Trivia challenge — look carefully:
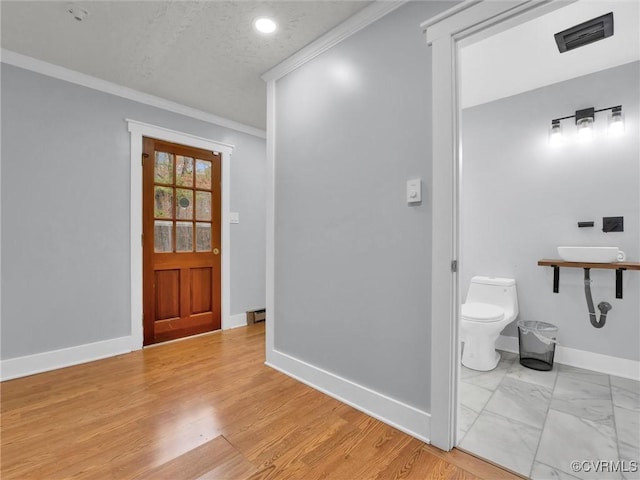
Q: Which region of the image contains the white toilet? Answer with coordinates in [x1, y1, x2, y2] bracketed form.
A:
[460, 276, 519, 371]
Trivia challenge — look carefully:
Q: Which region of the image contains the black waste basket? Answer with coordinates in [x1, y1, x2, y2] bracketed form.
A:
[517, 320, 558, 371]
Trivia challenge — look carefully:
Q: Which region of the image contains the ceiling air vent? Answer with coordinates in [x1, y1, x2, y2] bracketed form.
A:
[554, 12, 613, 53]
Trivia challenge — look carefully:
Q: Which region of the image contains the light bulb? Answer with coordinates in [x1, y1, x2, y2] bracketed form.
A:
[549, 121, 563, 146]
[577, 117, 594, 142]
[608, 108, 625, 136]
[549, 120, 562, 146]
[254, 17, 277, 34]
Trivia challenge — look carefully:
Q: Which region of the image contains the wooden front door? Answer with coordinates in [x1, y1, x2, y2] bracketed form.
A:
[142, 137, 221, 345]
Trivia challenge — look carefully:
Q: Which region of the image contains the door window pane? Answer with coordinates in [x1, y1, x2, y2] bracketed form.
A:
[175, 189, 193, 220]
[154, 152, 174, 184]
[195, 159, 212, 189]
[195, 191, 211, 221]
[154, 186, 173, 218]
[176, 222, 193, 252]
[176, 156, 194, 187]
[154, 221, 173, 252]
[196, 223, 211, 252]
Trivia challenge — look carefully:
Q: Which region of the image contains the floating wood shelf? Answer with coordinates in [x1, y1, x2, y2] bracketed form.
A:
[538, 259, 640, 299]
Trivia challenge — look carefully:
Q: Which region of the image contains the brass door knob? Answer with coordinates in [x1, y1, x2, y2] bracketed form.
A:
[213, 248, 220, 255]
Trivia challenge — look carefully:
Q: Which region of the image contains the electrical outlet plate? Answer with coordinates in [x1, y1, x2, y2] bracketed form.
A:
[230, 212, 240, 224]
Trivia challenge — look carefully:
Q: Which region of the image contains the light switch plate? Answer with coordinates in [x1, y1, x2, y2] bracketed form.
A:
[230, 212, 240, 224]
[406, 179, 421, 204]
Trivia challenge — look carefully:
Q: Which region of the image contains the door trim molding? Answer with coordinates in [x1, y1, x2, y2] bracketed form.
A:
[127, 119, 234, 350]
[422, 0, 577, 451]
[265, 80, 276, 364]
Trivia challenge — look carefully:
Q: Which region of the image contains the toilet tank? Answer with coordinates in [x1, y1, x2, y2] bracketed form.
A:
[466, 276, 518, 314]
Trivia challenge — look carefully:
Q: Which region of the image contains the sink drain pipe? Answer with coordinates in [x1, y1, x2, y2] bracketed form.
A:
[584, 268, 612, 328]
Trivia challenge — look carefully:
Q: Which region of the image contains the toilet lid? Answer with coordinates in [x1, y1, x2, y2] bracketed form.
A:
[462, 302, 505, 323]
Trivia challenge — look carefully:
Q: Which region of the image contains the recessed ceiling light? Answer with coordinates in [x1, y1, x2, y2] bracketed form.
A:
[254, 17, 277, 34]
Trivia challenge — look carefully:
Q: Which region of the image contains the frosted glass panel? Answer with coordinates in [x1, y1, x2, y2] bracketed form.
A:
[196, 223, 211, 252]
[176, 222, 193, 252]
[196, 191, 211, 221]
[154, 186, 173, 218]
[176, 189, 193, 220]
[154, 221, 172, 252]
[154, 152, 173, 184]
[195, 159, 212, 189]
[176, 156, 194, 187]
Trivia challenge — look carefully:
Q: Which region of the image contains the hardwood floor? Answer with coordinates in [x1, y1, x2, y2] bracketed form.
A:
[1, 324, 522, 479]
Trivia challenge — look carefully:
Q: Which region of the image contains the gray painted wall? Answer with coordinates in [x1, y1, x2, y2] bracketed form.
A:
[1, 64, 266, 359]
[273, 1, 452, 412]
[461, 61, 640, 361]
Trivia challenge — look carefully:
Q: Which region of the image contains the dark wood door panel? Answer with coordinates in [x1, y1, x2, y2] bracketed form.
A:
[155, 270, 180, 320]
[191, 268, 212, 314]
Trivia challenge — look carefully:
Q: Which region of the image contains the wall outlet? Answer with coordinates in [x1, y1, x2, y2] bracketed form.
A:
[230, 212, 240, 224]
[603, 216, 623, 232]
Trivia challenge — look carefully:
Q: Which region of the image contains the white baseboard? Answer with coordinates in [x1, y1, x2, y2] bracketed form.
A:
[496, 335, 640, 380]
[1, 314, 248, 381]
[224, 313, 248, 330]
[0, 336, 133, 381]
[266, 349, 431, 443]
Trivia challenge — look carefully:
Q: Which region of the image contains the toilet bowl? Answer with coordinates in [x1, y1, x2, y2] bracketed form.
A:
[460, 276, 519, 371]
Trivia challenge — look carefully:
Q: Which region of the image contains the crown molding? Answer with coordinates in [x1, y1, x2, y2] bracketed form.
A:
[419, 0, 481, 32]
[261, 0, 408, 82]
[0, 49, 266, 139]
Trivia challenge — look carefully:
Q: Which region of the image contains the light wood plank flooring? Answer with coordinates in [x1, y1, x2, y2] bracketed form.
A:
[1, 324, 522, 479]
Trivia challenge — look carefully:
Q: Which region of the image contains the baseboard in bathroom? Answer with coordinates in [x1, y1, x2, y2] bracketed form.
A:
[496, 335, 639, 380]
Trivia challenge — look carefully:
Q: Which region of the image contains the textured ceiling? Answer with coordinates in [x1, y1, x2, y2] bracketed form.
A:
[1, 1, 371, 130]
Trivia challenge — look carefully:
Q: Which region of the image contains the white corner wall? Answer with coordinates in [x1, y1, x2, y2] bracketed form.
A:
[266, 1, 455, 442]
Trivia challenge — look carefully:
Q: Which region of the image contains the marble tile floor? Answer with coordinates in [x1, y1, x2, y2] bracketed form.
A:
[458, 351, 640, 479]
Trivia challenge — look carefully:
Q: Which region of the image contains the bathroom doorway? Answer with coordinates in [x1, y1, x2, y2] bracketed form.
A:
[454, 1, 640, 477]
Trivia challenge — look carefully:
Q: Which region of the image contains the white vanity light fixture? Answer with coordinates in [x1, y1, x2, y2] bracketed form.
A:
[254, 17, 277, 34]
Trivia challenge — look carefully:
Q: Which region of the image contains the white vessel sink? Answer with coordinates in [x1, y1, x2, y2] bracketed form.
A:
[557, 246, 621, 263]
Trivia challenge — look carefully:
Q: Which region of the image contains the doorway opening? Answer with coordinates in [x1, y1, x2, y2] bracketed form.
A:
[127, 120, 234, 349]
[142, 137, 222, 345]
[453, 2, 640, 477]
[423, 0, 639, 461]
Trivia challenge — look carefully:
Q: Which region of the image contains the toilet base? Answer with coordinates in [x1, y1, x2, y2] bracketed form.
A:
[462, 348, 500, 372]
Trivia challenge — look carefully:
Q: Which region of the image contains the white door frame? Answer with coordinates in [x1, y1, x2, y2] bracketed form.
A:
[422, 0, 577, 451]
[127, 119, 235, 349]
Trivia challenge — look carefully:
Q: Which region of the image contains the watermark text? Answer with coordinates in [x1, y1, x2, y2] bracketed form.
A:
[571, 460, 638, 474]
